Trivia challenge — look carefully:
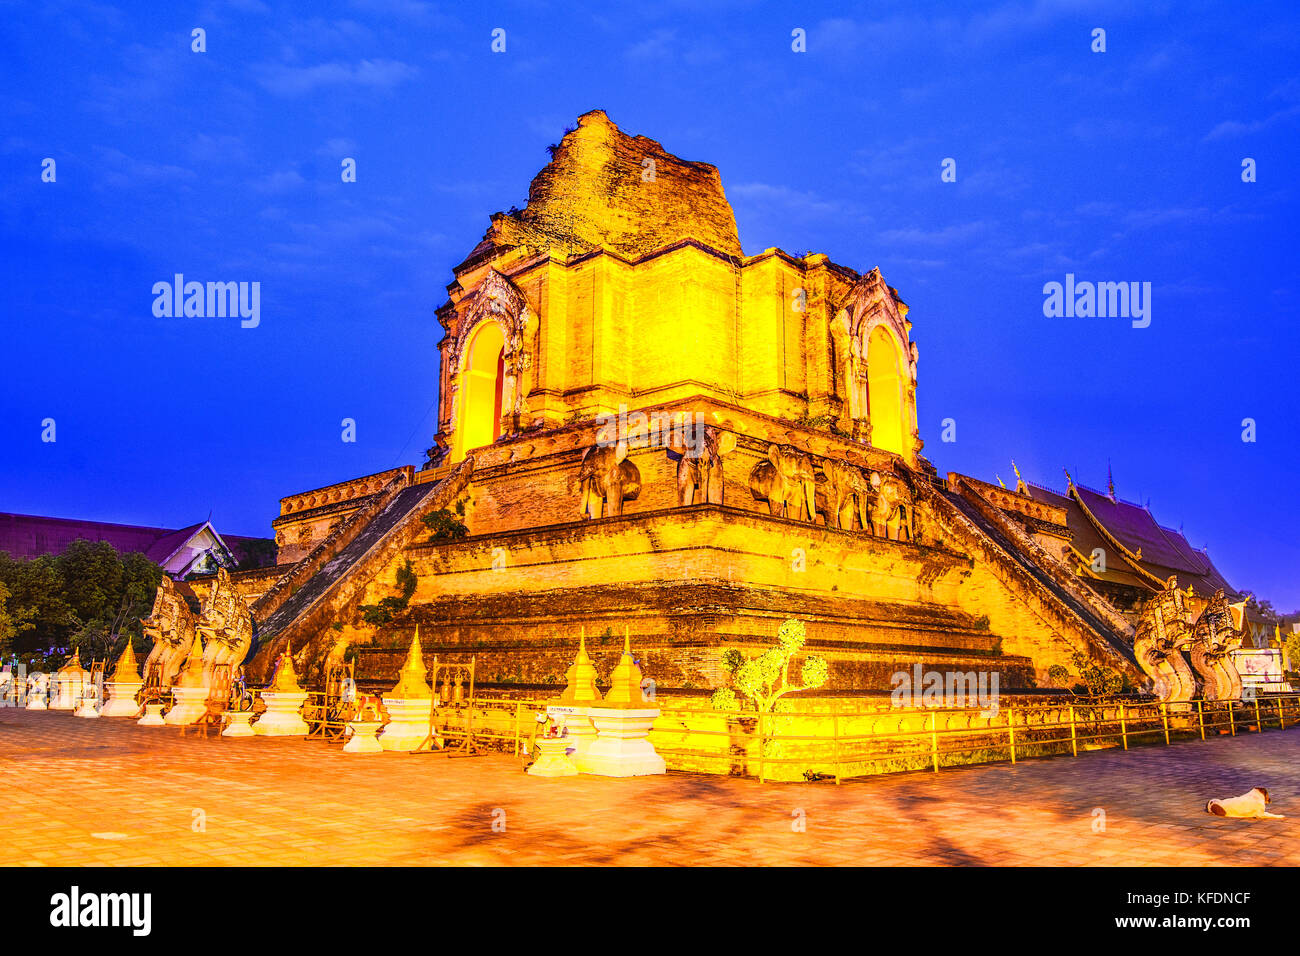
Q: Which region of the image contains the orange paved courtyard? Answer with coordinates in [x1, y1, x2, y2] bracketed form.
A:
[1, 709, 1296, 867]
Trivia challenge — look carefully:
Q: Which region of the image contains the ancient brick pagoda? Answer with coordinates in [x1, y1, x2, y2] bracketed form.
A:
[223, 110, 1175, 696]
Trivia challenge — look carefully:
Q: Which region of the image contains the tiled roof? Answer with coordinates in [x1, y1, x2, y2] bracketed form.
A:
[0, 512, 274, 572]
[1021, 483, 1239, 598]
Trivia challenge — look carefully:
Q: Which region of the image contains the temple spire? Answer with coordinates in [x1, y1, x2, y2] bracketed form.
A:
[1106, 459, 1116, 502]
[1011, 459, 1026, 495]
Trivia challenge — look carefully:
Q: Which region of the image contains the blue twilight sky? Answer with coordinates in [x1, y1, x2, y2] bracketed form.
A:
[1, 1, 1297, 608]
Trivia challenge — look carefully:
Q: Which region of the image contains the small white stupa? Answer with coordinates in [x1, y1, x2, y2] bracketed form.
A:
[101, 639, 144, 717]
[253, 643, 309, 736]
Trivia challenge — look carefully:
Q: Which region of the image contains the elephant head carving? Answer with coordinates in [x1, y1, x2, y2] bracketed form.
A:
[669, 425, 736, 506]
[870, 474, 913, 540]
[577, 441, 642, 520]
[749, 444, 817, 522]
[816, 458, 876, 530]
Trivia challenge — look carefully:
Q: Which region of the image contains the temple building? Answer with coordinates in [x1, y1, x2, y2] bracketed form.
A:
[223, 110, 1269, 700]
[0, 512, 274, 578]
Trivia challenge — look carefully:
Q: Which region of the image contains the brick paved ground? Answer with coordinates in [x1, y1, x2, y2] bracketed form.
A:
[1, 709, 1296, 866]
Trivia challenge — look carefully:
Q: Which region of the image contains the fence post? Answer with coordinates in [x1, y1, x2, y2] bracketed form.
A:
[1160, 702, 1170, 746]
[1197, 699, 1206, 741]
[1253, 697, 1262, 732]
[1119, 703, 1128, 750]
[1280, 697, 1287, 732]
[930, 711, 939, 773]
[512, 702, 522, 757]
[832, 709, 841, 785]
[1069, 704, 1078, 757]
[1007, 706, 1016, 764]
[1227, 701, 1236, 737]
[758, 712, 766, 784]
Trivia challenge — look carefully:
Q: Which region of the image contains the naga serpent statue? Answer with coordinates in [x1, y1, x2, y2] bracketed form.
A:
[197, 567, 256, 684]
[1189, 589, 1245, 701]
[1133, 576, 1197, 703]
[140, 575, 199, 690]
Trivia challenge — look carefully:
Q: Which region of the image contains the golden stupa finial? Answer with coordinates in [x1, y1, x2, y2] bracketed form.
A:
[389, 627, 431, 699]
[270, 641, 302, 693]
[1011, 460, 1027, 495]
[177, 634, 206, 688]
[602, 624, 647, 708]
[109, 637, 141, 683]
[996, 474, 1006, 489]
[558, 625, 602, 705]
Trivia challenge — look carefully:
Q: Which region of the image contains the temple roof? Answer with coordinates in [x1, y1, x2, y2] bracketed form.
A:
[460, 110, 742, 269]
[0, 512, 274, 573]
[1023, 481, 1238, 597]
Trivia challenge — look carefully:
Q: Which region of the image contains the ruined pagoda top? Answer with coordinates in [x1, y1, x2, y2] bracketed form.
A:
[456, 109, 743, 271]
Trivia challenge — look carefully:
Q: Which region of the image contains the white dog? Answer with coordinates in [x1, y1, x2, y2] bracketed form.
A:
[1206, 787, 1285, 819]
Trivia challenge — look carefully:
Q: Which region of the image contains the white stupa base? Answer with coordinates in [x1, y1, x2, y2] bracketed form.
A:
[378, 698, 433, 752]
[342, 720, 384, 754]
[49, 686, 82, 711]
[222, 711, 256, 737]
[101, 682, 143, 717]
[253, 691, 309, 736]
[137, 703, 167, 726]
[73, 696, 101, 718]
[527, 735, 579, 776]
[549, 707, 598, 757]
[164, 686, 210, 726]
[26, 696, 47, 711]
[578, 707, 666, 777]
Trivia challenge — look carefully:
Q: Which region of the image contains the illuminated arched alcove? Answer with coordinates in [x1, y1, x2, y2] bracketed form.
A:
[867, 325, 908, 458]
[453, 321, 506, 462]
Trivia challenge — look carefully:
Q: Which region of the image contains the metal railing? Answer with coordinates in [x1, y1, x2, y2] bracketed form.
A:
[459, 692, 1300, 783]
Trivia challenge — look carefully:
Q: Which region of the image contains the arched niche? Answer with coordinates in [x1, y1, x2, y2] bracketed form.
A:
[867, 324, 908, 458]
[453, 320, 507, 461]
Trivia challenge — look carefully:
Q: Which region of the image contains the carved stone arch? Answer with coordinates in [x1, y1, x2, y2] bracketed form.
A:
[836, 269, 918, 463]
[829, 306, 864, 428]
[444, 269, 538, 462]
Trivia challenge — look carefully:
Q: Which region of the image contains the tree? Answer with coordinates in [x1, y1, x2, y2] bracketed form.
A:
[711, 619, 828, 713]
[0, 541, 162, 666]
[1284, 628, 1300, 678]
[0, 581, 17, 658]
[1068, 651, 1123, 697]
[359, 559, 418, 625]
[235, 538, 277, 571]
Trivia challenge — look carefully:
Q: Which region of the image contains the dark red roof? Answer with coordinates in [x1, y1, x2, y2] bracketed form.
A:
[0, 512, 273, 570]
[1022, 484, 1239, 598]
[0, 512, 174, 561]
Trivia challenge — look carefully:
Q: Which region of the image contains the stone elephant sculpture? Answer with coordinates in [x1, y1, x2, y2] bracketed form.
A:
[577, 441, 642, 520]
[669, 425, 736, 506]
[869, 474, 913, 540]
[749, 444, 817, 522]
[816, 458, 877, 530]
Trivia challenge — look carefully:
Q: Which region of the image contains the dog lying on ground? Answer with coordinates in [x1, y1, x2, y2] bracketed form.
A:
[1206, 787, 1285, 819]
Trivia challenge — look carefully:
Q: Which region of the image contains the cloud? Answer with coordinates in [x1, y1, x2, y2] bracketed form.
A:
[877, 221, 987, 245]
[94, 147, 196, 188]
[253, 168, 306, 193]
[1202, 103, 1300, 142]
[727, 182, 845, 220]
[254, 58, 418, 96]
